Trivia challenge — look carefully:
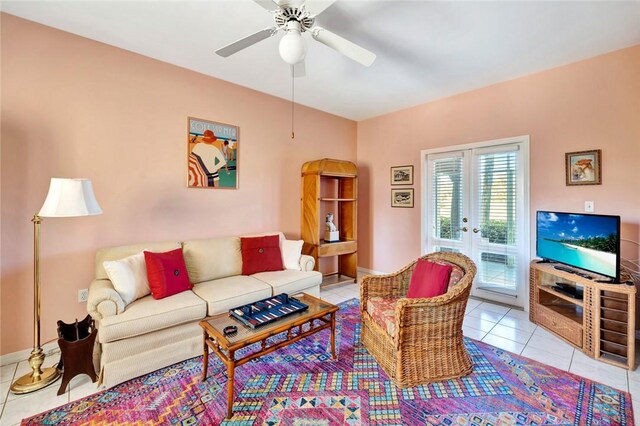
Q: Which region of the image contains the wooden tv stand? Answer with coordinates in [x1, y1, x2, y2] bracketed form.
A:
[529, 261, 636, 370]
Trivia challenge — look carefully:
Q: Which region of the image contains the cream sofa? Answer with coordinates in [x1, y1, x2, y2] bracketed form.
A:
[87, 232, 321, 388]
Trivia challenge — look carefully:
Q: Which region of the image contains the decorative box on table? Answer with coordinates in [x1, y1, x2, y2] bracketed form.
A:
[229, 293, 308, 328]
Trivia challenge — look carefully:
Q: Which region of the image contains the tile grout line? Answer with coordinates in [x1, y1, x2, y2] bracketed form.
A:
[465, 302, 509, 342]
[568, 348, 576, 373]
[484, 308, 523, 353]
[0, 364, 18, 421]
[519, 324, 538, 358]
[494, 309, 535, 346]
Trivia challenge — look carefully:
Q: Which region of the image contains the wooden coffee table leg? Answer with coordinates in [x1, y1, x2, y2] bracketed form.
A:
[226, 351, 235, 419]
[201, 331, 209, 381]
[330, 312, 337, 359]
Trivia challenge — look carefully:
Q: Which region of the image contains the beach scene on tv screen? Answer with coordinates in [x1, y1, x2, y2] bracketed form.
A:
[537, 212, 617, 277]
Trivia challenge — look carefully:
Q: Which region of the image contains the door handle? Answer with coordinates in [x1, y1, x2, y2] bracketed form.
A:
[460, 227, 468, 232]
[472, 228, 480, 233]
[462, 218, 468, 223]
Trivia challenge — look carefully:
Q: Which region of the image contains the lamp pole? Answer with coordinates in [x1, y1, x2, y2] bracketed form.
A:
[10, 214, 62, 394]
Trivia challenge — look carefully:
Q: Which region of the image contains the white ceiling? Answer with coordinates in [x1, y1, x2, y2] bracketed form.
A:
[3, 1, 640, 121]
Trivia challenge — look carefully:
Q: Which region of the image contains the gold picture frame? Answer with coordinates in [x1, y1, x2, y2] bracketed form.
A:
[390, 165, 414, 185]
[565, 149, 601, 186]
[391, 188, 414, 208]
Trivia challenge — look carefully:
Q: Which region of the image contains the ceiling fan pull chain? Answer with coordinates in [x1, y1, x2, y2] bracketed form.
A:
[291, 65, 295, 140]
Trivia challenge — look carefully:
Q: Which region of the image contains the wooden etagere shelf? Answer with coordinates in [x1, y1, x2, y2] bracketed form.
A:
[301, 159, 357, 284]
[529, 261, 636, 370]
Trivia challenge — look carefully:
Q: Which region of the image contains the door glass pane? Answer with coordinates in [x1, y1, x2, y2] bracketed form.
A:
[432, 156, 464, 242]
[433, 246, 461, 253]
[475, 150, 518, 294]
[478, 253, 517, 287]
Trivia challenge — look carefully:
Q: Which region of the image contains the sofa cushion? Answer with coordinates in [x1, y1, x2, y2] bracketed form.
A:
[182, 237, 242, 284]
[95, 241, 181, 280]
[98, 290, 206, 344]
[192, 275, 273, 316]
[144, 249, 192, 299]
[241, 235, 284, 275]
[251, 270, 322, 296]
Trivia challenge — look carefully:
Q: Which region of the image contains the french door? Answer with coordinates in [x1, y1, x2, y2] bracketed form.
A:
[422, 137, 529, 307]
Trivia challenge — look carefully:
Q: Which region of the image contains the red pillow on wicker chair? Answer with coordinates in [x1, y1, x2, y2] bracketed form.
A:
[406, 259, 453, 299]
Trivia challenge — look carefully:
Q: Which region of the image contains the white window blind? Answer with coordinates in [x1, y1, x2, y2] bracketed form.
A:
[432, 156, 464, 241]
[474, 146, 519, 293]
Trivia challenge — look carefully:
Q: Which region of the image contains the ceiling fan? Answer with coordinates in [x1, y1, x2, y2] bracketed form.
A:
[215, 0, 376, 75]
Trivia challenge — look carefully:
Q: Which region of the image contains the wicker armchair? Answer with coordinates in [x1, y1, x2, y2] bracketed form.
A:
[360, 252, 477, 388]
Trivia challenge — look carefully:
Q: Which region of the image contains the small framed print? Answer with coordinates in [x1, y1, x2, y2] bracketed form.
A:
[565, 149, 601, 186]
[391, 188, 414, 208]
[391, 165, 414, 185]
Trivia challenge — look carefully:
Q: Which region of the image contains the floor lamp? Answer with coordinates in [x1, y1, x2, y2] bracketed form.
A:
[10, 178, 102, 394]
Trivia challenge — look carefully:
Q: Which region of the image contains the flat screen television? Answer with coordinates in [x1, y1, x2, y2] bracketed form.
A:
[536, 211, 620, 281]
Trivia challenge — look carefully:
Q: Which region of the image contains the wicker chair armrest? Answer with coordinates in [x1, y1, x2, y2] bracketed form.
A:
[360, 262, 417, 299]
[360, 270, 413, 312]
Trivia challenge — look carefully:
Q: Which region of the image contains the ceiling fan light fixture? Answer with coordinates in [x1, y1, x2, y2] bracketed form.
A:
[279, 21, 306, 65]
[279, 30, 306, 65]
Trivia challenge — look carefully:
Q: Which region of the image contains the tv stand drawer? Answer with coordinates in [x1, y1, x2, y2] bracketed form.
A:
[536, 305, 583, 347]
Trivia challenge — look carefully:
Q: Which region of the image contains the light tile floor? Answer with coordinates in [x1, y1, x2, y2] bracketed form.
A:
[1, 281, 638, 424]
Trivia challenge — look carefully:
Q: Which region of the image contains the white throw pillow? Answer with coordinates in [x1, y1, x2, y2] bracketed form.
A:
[102, 251, 151, 305]
[282, 239, 304, 270]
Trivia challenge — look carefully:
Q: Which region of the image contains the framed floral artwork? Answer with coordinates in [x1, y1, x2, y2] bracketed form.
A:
[565, 149, 601, 186]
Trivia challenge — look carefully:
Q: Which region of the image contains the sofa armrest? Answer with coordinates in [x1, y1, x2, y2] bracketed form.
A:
[299, 255, 315, 272]
[87, 279, 125, 321]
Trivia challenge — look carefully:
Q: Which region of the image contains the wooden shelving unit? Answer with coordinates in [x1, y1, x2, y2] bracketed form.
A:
[301, 159, 357, 284]
[529, 261, 636, 370]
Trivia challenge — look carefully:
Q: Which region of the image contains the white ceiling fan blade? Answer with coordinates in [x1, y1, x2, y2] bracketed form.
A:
[292, 61, 306, 78]
[305, 0, 337, 17]
[253, 0, 280, 11]
[311, 27, 376, 66]
[215, 27, 277, 57]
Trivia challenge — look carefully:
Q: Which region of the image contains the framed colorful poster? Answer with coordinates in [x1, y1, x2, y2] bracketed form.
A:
[187, 117, 239, 189]
[565, 149, 601, 186]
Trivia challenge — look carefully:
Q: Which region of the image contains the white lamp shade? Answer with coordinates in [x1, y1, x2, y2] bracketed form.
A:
[38, 178, 103, 217]
[279, 31, 306, 65]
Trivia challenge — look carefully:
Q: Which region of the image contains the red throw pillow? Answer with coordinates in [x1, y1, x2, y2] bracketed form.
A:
[241, 235, 284, 275]
[144, 249, 192, 299]
[406, 259, 453, 299]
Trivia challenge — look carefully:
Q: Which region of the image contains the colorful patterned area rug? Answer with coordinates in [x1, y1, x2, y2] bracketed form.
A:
[24, 299, 633, 425]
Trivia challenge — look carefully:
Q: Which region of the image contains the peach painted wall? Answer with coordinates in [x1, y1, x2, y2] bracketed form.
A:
[358, 45, 640, 274]
[0, 14, 356, 355]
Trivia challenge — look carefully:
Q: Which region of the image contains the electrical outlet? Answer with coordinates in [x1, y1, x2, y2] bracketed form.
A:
[78, 288, 89, 303]
[584, 201, 594, 213]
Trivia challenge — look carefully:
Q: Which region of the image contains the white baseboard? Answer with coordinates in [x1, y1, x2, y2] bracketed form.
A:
[0, 341, 60, 367]
[357, 267, 386, 276]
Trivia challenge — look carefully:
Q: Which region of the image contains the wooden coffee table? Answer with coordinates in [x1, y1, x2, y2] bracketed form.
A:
[199, 293, 339, 419]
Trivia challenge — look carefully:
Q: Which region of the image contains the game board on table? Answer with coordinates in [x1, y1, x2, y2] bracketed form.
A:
[229, 293, 309, 329]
